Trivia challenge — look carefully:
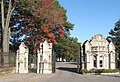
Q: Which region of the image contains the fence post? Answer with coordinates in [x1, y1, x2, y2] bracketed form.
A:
[77, 52, 80, 73]
[52, 50, 56, 73]
[77, 44, 81, 73]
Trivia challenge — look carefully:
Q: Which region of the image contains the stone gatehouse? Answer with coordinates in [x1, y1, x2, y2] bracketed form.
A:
[81, 34, 116, 70]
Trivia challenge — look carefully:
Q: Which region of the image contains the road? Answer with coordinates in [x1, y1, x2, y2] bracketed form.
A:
[0, 62, 120, 82]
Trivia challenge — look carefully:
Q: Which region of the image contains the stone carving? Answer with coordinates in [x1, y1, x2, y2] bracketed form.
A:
[16, 42, 28, 73]
[81, 34, 116, 70]
[37, 40, 52, 74]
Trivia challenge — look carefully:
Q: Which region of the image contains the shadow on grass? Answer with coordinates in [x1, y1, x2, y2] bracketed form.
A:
[57, 67, 77, 73]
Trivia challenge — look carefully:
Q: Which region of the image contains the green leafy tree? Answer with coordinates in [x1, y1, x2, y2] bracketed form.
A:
[109, 19, 120, 68]
[0, 0, 73, 66]
[54, 37, 80, 61]
[9, 0, 73, 53]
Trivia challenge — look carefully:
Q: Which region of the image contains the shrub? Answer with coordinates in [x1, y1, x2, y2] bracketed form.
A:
[80, 69, 120, 74]
[80, 69, 89, 74]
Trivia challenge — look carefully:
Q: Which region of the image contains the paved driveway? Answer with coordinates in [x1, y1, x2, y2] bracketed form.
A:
[0, 62, 120, 82]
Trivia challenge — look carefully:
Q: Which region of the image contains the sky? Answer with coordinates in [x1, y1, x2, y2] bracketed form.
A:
[58, 0, 120, 43]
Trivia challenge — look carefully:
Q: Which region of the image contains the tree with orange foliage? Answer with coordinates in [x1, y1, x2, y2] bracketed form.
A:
[10, 0, 73, 52]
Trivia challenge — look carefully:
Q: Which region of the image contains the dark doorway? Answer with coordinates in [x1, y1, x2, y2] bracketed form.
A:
[93, 56, 97, 68]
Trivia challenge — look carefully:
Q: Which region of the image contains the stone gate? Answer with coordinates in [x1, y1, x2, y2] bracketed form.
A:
[37, 40, 52, 74]
[16, 40, 53, 74]
[81, 34, 116, 70]
[16, 42, 29, 73]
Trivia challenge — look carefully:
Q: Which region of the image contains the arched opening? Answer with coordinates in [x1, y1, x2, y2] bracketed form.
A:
[99, 55, 104, 68]
[93, 55, 97, 68]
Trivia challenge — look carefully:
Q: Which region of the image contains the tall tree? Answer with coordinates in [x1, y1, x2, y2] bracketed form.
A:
[0, 0, 73, 66]
[1, 0, 16, 66]
[10, 0, 73, 53]
[54, 37, 80, 61]
[109, 19, 120, 68]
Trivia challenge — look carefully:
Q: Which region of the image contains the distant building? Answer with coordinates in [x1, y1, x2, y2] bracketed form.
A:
[81, 34, 116, 70]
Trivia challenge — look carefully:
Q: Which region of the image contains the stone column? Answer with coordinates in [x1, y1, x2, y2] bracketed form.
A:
[16, 50, 19, 73]
[86, 51, 92, 70]
[110, 52, 115, 69]
[37, 51, 40, 73]
[105, 54, 109, 69]
[97, 55, 99, 69]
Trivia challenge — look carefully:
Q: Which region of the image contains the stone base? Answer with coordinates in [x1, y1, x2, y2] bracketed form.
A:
[42, 70, 52, 74]
[1, 53, 9, 67]
[16, 69, 28, 73]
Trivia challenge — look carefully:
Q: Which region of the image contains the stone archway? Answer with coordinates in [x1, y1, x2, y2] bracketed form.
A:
[93, 55, 97, 68]
[99, 55, 104, 68]
[16, 40, 55, 74]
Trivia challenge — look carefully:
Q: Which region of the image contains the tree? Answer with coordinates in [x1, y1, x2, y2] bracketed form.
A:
[10, 0, 73, 53]
[109, 19, 120, 68]
[1, 0, 16, 66]
[0, 0, 74, 66]
[54, 37, 80, 61]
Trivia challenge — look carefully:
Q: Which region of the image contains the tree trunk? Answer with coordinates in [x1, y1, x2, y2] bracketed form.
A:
[2, 27, 9, 67]
[1, 0, 15, 67]
[1, 0, 9, 67]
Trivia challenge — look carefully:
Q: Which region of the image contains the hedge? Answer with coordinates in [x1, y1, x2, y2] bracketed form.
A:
[80, 69, 120, 74]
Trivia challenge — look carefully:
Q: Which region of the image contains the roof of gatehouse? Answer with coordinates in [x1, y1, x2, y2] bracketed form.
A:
[91, 34, 105, 41]
[83, 34, 110, 46]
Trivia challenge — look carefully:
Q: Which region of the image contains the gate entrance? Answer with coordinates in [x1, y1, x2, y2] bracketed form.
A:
[37, 40, 52, 74]
[16, 40, 55, 74]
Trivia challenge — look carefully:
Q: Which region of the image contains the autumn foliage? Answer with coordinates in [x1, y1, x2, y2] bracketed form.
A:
[10, 0, 72, 52]
[30, 0, 66, 43]
[58, 28, 65, 38]
[44, 28, 49, 33]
